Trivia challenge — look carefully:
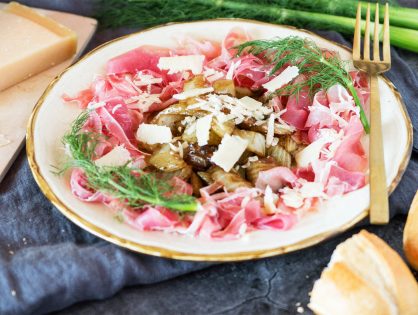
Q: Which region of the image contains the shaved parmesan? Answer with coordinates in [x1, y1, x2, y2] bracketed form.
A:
[239, 96, 263, 111]
[126, 93, 161, 112]
[299, 182, 325, 198]
[87, 101, 106, 110]
[94, 145, 131, 167]
[266, 113, 275, 147]
[295, 129, 341, 167]
[281, 187, 304, 209]
[195, 114, 213, 146]
[112, 104, 122, 114]
[226, 60, 241, 80]
[133, 72, 163, 86]
[262, 66, 299, 92]
[136, 124, 172, 144]
[295, 139, 327, 168]
[157, 55, 205, 74]
[203, 67, 224, 82]
[173, 87, 214, 100]
[211, 134, 248, 172]
[264, 185, 278, 214]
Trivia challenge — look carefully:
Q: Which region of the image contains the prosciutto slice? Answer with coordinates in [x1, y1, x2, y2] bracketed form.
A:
[62, 28, 370, 240]
[97, 105, 139, 154]
[333, 116, 367, 172]
[255, 167, 298, 191]
[106, 45, 171, 75]
[70, 169, 108, 203]
[126, 206, 180, 231]
[62, 89, 94, 109]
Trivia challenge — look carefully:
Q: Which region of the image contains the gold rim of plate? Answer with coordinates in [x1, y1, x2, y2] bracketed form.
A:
[26, 19, 413, 261]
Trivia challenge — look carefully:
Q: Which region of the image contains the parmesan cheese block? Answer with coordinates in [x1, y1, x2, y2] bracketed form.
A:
[94, 145, 131, 167]
[211, 134, 248, 172]
[136, 124, 172, 144]
[0, 2, 77, 91]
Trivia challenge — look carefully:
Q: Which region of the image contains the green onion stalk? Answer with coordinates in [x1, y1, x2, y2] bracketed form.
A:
[251, 0, 418, 31]
[96, 0, 418, 53]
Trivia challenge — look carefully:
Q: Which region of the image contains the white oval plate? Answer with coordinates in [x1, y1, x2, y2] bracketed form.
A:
[27, 19, 412, 261]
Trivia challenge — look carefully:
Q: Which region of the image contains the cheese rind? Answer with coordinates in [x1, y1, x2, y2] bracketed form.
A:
[211, 134, 248, 172]
[0, 2, 77, 91]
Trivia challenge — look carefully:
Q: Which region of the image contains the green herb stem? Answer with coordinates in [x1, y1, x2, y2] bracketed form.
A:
[60, 111, 198, 212]
[236, 37, 370, 132]
[96, 0, 418, 53]
[321, 58, 370, 133]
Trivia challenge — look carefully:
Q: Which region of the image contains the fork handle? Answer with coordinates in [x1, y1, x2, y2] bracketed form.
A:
[369, 74, 389, 224]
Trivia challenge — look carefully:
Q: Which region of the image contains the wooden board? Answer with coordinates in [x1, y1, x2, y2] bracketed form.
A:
[0, 4, 97, 183]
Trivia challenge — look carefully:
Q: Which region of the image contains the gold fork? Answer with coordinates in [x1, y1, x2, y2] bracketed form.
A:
[353, 3, 391, 224]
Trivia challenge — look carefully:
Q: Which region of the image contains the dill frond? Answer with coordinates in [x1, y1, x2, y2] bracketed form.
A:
[58, 111, 198, 212]
[236, 37, 370, 133]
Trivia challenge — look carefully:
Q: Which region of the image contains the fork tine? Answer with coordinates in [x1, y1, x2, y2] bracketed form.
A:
[353, 2, 362, 60]
[383, 3, 391, 62]
[373, 3, 380, 61]
[364, 3, 371, 60]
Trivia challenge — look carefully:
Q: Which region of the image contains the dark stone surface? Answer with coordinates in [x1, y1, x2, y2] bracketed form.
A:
[0, 0, 416, 314]
[54, 216, 416, 315]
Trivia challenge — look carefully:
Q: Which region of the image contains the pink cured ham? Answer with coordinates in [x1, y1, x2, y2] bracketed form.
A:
[174, 35, 221, 61]
[169, 177, 193, 196]
[126, 206, 180, 231]
[70, 169, 108, 203]
[97, 104, 139, 154]
[333, 116, 367, 172]
[232, 54, 272, 90]
[255, 167, 298, 191]
[253, 213, 296, 230]
[312, 160, 366, 196]
[326, 164, 366, 195]
[62, 89, 94, 109]
[281, 78, 311, 129]
[212, 209, 246, 239]
[63, 29, 371, 240]
[106, 45, 171, 75]
[305, 91, 336, 129]
[207, 27, 251, 69]
[92, 76, 137, 102]
[82, 110, 102, 133]
[105, 99, 138, 141]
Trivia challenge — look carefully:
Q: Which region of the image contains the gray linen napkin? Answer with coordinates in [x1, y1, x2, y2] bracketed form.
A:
[0, 10, 417, 315]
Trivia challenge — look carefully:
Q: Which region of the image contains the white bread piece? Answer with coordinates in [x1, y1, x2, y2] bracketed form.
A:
[310, 262, 393, 315]
[309, 230, 418, 315]
[404, 191, 418, 270]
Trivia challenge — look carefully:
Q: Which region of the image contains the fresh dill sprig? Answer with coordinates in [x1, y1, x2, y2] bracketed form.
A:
[59, 111, 198, 212]
[236, 37, 370, 133]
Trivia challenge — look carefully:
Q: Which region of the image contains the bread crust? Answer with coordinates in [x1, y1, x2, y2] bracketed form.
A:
[309, 262, 392, 315]
[310, 230, 418, 315]
[404, 191, 418, 270]
[360, 230, 418, 315]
